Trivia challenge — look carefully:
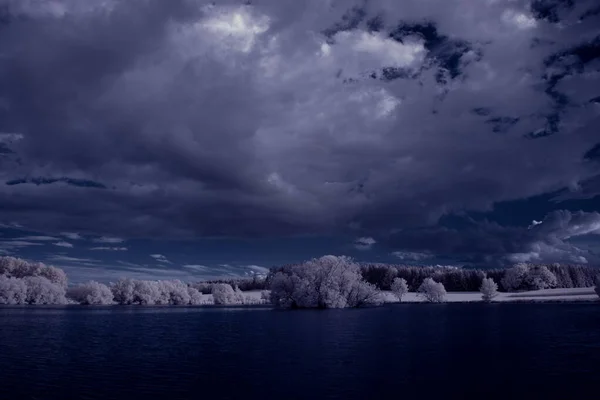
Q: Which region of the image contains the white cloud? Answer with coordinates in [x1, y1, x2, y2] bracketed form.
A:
[93, 236, 125, 244]
[354, 237, 376, 250]
[90, 246, 128, 251]
[194, 5, 270, 53]
[61, 232, 82, 240]
[12, 235, 58, 241]
[246, 265, 270, 274]
[182, 264, 210, 271]
[528, 220, 542, 229]
[48, 255, 99, 263]
[0, 240, 43, 248]
[150, 254, 172, 264]
[501, 9, 538, 30]
[53, 241, 74, 248]
[392, 251, 434, 261]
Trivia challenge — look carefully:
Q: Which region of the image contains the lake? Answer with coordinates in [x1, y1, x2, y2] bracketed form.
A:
[1, 303, 598, 400]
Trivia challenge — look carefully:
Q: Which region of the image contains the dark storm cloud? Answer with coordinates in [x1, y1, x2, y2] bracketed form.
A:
[387, 210, 600, 265]
[0, 0, 599, 265]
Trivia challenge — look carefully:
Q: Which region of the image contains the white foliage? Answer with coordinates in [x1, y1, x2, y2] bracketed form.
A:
[0, 256, 68, 287]
[525, 265, 557, 290]
[0, 275, 28, 304]
[234, 287, 246, 304]
[391, 277, 408, 301]
[269, 255, 380, 309]
[212, 283, 240, 305]
[595, 277, 600, 299]
[67, 281, 114, 305]
[187, 286, 203, 305]
[502, 263, 557, 291]
[418, 278, 447, 303]
[23, 276, 67, 305]
[501, 263, 530, 292]
[110, 278, 136, 304]
[480, 277, 498, 302]
[261, 290, 271, 303]
[132, 280, 161, 305]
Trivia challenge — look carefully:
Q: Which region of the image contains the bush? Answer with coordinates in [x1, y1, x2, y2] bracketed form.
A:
[418, 278, 446, 303]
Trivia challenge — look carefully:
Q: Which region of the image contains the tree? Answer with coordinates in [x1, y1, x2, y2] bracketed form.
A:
[418, 278, 446, 303]
[269, 255, 380, 309]
[480, 277, 498, 302]
[595, 277, 600, 299]
[525, 265, 557, 290]
[0, 276, 28, 305]
[0, 256, 68, 287]
[187, 286, 203, 305]
[67, 281, 114, 305]
[110, 278, 136, 305]
[212, 283, 239, 305]
[391, 277, 408, 302]
[23, 276, 67, 305]
[501, 263, 529, 292]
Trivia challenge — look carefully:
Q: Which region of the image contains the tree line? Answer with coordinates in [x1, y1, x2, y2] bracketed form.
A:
[1, 255, 599, 307]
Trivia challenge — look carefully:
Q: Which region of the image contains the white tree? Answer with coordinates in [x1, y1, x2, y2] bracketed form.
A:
[110, 278, 136, 305]
[24, 276, 67, 305]
[260, 290, 271, 303]
[187, 286, 203, 305]
[501, 263, 529, 292]
[269, 255, 380, 309]
[234, 287, 246, 304]
[0, 276, 28, 305]
[391, 277, 408, 302]
[595, 277, 600, 299]
[0, 256, 67, 287]
[480, 277, 498, 302]
[418, 278, 446, 303]
[67, 281, 114, 305]
[212, 283, 239, 305]
[525, 265, 557, 290]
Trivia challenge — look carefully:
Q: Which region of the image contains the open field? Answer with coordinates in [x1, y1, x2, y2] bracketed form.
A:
[380, 287, 598, 303]
[203, 288, 599, 305]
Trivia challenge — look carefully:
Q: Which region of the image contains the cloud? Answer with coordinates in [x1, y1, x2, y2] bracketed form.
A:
[47, 255, 99, 263]
[53, 241, 74, 248]
[386, 210, 600, 265]
[182, 264, 210, 272]
[391, 251, 434, 261]
[0, 0, 597, 267]
[0, 240, 43, 248]
[150, 254, 171, 264]
[92, 237, 125, 244]
[90, 246, 128, 251]
[354, 236, 376, 250]
[61, 232, 83, 240]
[12, 236, 58, 241]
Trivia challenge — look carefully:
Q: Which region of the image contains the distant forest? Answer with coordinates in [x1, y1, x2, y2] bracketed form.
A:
[206, 262, 599, 293]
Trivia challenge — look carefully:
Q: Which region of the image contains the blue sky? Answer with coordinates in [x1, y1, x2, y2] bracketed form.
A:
[1, 0, 600, 282]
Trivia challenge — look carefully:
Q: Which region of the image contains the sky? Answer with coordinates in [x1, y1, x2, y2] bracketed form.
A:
[0, 0, 599, 283]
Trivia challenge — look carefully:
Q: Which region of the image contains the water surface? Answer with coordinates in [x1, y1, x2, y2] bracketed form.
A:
[1, 303, 598, 399]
